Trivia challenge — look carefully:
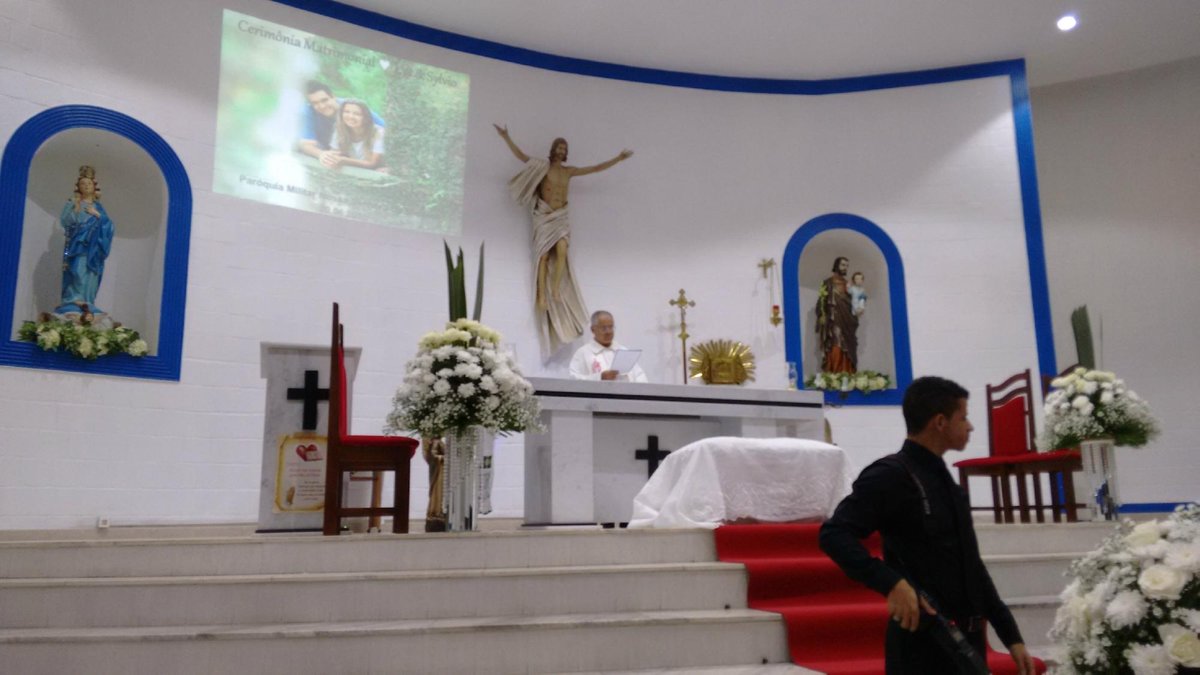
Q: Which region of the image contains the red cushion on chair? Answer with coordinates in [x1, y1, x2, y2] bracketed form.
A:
[955, 448, 1080, 468]
[1006, 449, 1080, 464]
[342, 434, 418, 455]
[955, 455, 1023, 468]
[990, 396, 1030, 457]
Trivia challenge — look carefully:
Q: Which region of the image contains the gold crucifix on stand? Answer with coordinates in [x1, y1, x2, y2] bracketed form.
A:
[669, 289, 696, 385]
[758, 258, 782, 326]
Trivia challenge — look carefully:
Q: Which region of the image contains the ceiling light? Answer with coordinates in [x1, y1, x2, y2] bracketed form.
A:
[1057, 14, 1078, 31]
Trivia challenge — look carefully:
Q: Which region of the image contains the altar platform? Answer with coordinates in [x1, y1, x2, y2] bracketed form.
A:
[523, 378, 825, 525]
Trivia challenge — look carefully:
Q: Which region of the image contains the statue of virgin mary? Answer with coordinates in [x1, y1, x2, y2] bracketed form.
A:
[54, 165, 115, 325]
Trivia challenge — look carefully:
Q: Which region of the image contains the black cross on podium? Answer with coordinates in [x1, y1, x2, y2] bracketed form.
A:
[286, 370, 329, 431]
[634, 435, 672, 478]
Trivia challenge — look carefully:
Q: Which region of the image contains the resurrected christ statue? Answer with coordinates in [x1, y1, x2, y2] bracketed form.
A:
[494, 124, 633, 352]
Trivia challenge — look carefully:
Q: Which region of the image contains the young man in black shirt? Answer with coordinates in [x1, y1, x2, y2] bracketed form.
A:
[819, 376, 1036, 674]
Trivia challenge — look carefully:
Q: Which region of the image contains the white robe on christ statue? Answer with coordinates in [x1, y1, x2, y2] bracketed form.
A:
[508, 158, 590, 354]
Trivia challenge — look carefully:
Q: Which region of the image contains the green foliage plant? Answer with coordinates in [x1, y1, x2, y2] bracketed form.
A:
[444, 241, 484, 322]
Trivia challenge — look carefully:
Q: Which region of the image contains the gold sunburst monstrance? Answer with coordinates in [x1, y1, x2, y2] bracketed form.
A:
[688, 339, 756, 385]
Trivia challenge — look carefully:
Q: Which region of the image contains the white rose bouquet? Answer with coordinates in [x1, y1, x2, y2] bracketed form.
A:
[1050, 504, 1200, 674]
[1040, 368, 1159, 450]
[805, 369, 891, 395]
[18, 319, 148, 359]
[384, 319, 541, 438]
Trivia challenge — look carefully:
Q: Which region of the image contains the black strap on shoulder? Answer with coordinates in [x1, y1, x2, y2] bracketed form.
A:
[895, 452, 932, 516]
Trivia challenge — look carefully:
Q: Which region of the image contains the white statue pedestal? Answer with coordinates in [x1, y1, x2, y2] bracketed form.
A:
[257, 342, 363, 532]
[523, 378, 825, 525]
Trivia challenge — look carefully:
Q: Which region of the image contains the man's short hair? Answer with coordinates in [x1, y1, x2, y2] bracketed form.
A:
[590, 310, 612, 326]
[832, 256, 849, 274]
[305, 80, 333, 97]
[902, 376, 969, 434]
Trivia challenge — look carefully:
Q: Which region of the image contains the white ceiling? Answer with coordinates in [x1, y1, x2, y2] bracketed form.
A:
[336, 0, 1200, 87]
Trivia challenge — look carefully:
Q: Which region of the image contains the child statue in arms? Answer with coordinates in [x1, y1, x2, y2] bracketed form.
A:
[849, 271, 867, 317]
[494, 124, 633, 352]
[55, 165, 115, 327]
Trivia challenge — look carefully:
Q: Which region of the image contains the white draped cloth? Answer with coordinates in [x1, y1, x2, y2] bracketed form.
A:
[509, 158, 589, 353]
[627, 437, 856, 529]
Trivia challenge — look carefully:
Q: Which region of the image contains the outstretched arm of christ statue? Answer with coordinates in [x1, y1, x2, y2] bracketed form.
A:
[494, 124, 530, 163]
[568, 149, 634, 176]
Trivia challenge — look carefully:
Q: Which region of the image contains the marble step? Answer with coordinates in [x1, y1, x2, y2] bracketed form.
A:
[974, 521, 1115, 556]
[984, 553, 1076, 598]
[0, 528, 716, 579]
[0, 522, 261, 541]
[0, 562, 748, 629]
[0, 609, 791, 675]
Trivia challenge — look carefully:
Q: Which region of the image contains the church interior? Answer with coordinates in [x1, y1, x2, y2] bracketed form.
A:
[1, 1, 1198, 673]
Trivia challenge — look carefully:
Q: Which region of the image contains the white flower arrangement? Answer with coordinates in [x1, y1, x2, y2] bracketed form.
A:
[384, 319, 541, 438]
[1040, 367, 1160, 450]
[18, 319, 147, 359]
[804, 369, 891, 395]
[1050, 504, 1200, 674]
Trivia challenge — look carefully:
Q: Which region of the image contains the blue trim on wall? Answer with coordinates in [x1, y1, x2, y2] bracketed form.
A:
[1119, 502, 1196, 514]
[273, 2, 1059, 392]
[782, 214, 912, 406]
[0, 105, 192, 381]
[274, 0, 1024, 95]
[1008, 70, 1058, 379]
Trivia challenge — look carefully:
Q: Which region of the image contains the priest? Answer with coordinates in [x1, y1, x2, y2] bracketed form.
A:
[569, 310, 648, 383]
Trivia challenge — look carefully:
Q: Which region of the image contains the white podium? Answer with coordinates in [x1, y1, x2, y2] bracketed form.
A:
[257, 342, 362, 532]
[523, 377, 824, 525]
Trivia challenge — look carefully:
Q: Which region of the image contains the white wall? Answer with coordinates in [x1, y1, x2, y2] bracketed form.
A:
[0, 0, 1049, 528]
[1032, 56, 1200, 505]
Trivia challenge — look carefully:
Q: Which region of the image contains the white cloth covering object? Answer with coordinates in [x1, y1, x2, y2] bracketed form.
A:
[627, 436, 855, 529]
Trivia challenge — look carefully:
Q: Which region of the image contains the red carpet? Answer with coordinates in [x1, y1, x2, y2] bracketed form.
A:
[714, 523, 1045, 674]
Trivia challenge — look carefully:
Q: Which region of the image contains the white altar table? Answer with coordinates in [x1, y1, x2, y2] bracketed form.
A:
[626, 437, 855, 529]
[523, 378, 824, 525]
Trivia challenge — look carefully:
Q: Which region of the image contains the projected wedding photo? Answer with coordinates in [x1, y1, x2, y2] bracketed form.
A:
[213, 10, 469, 233]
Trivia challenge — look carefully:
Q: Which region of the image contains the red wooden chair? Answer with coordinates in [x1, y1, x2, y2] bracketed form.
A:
[955, 370, 1083, 523]
[323, 302, 418, 535]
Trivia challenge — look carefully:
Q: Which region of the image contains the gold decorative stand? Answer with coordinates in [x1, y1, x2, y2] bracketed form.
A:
[669, 289, 696, 385]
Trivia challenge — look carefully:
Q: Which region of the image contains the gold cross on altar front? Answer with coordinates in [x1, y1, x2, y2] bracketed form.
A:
[669, 289, 696, 385]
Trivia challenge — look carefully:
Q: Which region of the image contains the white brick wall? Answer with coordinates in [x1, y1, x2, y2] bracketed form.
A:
[0, 0, 1109, 529]
[1032, 57, 1200, 506]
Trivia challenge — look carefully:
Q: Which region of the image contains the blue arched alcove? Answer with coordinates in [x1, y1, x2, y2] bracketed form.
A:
[0, 105, 192, 380]
[782, 213, 912, 405]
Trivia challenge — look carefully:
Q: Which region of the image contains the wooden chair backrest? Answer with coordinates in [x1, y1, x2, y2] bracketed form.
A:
[329, 302, 346, 442]
[986, 369, 1035, 458]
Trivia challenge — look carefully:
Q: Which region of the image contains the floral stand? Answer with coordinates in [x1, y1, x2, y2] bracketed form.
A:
[1080, 437, 1119, 521]
[385, 319, 541, 532]
[443, 427, 494, 532]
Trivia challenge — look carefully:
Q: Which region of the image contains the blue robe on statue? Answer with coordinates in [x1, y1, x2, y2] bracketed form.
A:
[55, 199, 114, 315]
